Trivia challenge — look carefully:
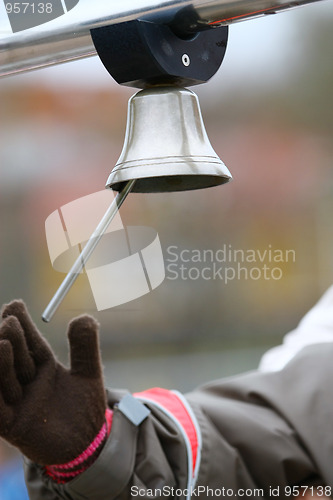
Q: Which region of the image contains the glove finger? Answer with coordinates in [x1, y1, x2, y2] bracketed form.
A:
[0, 340, 23, 405]
[0, 316, 36, 384]
[2, 300, 53, 366]
[68, 315, 103, 378]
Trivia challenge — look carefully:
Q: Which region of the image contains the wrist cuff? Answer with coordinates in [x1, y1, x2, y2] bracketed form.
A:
[45, 408, 113, 484]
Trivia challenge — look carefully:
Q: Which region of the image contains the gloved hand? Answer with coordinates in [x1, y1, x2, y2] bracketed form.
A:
[0, 300, 107, 466]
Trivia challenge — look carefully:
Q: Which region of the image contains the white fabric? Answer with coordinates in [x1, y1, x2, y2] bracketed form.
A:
[259, 285, 333, 372]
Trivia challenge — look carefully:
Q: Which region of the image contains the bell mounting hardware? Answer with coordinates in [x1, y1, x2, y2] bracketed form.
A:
[90, 17, 228, 89]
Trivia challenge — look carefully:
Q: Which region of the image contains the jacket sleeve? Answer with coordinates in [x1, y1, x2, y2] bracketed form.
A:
[24, 344, 332, 500]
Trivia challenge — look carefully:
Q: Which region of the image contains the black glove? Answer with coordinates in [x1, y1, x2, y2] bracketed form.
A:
[0, 300, 107, 466]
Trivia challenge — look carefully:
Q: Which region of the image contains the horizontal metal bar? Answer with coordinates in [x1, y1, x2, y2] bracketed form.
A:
[0, 0, 326, 78]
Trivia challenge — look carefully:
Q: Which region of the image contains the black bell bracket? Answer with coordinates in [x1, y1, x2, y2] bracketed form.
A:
[90, 14, 228, 89]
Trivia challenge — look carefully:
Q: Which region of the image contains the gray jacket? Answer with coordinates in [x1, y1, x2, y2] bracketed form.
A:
[24, 343, 332, 499]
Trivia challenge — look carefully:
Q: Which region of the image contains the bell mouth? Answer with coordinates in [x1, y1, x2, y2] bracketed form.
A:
[109, 175, 230, 193]
[106, 156, 232, 193]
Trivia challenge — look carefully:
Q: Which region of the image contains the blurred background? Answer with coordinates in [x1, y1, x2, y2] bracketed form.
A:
[1, 1, 333, 495]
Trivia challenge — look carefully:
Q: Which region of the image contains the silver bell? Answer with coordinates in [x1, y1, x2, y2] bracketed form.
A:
[106, 86, 232, 193]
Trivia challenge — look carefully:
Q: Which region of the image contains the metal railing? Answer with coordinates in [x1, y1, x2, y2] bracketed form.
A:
[0, 0, 326, 78]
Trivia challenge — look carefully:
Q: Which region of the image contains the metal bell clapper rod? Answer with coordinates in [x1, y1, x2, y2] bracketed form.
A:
[42, 180, 135, 323]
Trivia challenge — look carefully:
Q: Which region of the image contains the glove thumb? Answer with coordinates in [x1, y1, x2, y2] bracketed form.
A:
[68, 315, 103, 379]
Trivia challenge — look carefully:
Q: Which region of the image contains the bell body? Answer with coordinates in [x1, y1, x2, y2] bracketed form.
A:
[106, 86, 232, 193]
